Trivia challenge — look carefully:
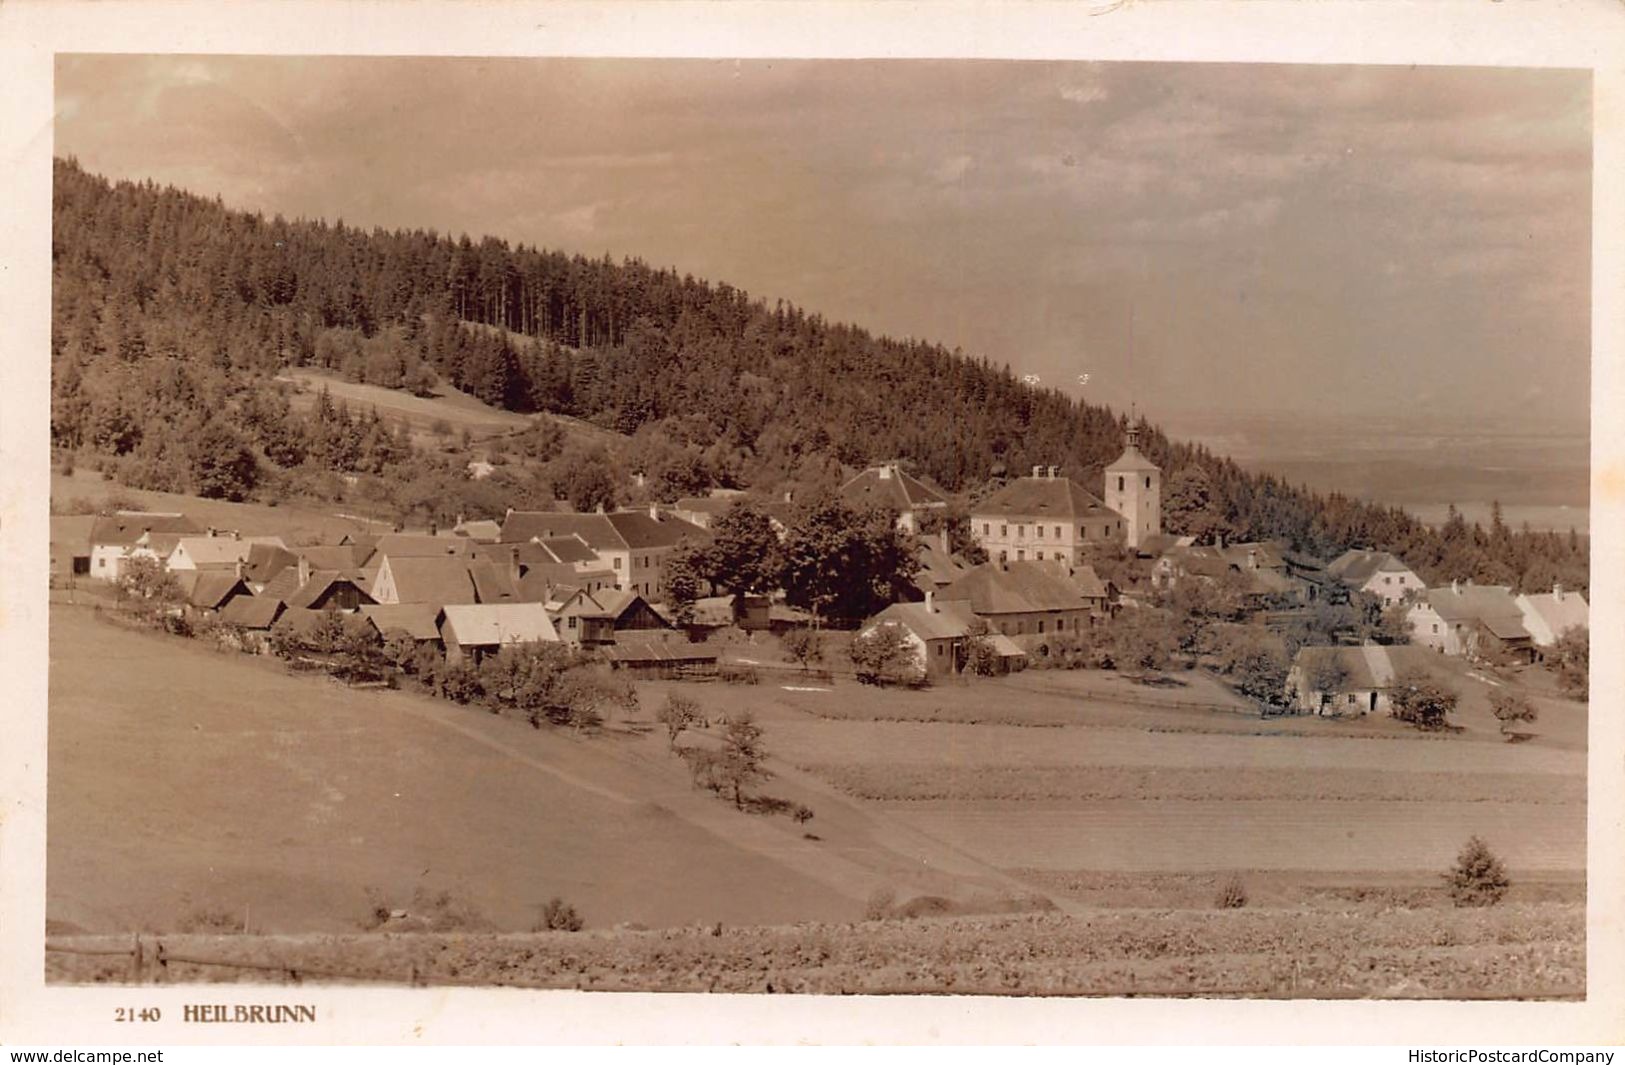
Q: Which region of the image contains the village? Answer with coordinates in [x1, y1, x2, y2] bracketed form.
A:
[48, 420, 1588, 724]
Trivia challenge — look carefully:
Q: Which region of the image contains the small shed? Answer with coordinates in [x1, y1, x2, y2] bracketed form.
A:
[603, 640, 720, 677]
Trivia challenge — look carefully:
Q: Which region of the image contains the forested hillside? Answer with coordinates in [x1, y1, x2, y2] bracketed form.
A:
[49, 158, 1587, 592]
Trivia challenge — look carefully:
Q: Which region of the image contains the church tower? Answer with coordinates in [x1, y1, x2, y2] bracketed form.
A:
[1104, 423, 1161, 550]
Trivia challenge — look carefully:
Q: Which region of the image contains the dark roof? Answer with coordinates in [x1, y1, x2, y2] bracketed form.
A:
[359, 603, 445, 641]
[840, 465, 948, 513]
[603, 640, 719, 665]
[90, 512, 202, 547]
[500, 512, 625, 549]
[285, 572, 377, 611]
[971, 475, 1119, 522]
[277, 609, 380, 640]
[299, 545, 375, 571]
[538, 536, 598, 564]
[379, 557, 484, 606]
[940, 561, 1103, 615]
[176, 572, 250, 610]
[595, 589, 673, 627]
[243, 542, 299, 586]
[1327, 550, 1414, 584]
[219, 595, 286, 629]
[605, 510, 710, 550]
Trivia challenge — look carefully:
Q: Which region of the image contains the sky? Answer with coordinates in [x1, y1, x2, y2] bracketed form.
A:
[54, 55, 1592, 434]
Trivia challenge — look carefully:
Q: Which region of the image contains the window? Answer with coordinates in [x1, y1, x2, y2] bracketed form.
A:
[1118, 476, 1125, 492]
[1001, 524, 1008, 537]
[1038, 620, 1046, 634]
[1036, 551, 1044, 561]
[1054, 526, 1062, 539]
[1017, 525, 1025, 537]
[983, 523, 990, 536]
[1037, 526, 1044, 538]
[999, 550, 1008, 562]
[1432, 624, 1439, 633]
[98, 557, 106, 569]
[1398, 576, 1406, 584]
[1347, 693, 1357, 705]
[1016, 549, 1025, 561]
[1384, 576, 1392, 585]
[1145, 476, 1151, 489]
[935, 643, 944, 657]
[613, 557, 622, 569]
[568, 617, 578, 629]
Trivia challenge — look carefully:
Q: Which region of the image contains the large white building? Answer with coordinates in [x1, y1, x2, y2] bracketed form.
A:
[969, 429, 1161, 562]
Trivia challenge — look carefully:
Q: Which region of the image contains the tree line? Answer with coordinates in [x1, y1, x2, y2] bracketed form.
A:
[51, 157, 1587, 593]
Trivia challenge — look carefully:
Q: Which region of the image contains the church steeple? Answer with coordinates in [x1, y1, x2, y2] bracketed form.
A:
[1105, 414, 1161, 550]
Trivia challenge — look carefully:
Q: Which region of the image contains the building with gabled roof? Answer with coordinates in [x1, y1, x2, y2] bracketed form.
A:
[89, 512, 203, 581]
[971, 466, 1127, 566]
[441, 602, 559, 665]
[241, 542, 299, 592]
[860, 595, 1027, 678]
[1327, 549, 1426, 608]
[1287, 643, 1436, 716]
[371, 555, 516, 607]
[371, 533, 474, 560]
[1408, 581, 1534, 663]
[220, 594, 287, 632]
[359, 603, 447, 647]
[499, 506, 709, 599]
[939, 560, 1110, 645]
[174, 571, 252, 613]
[50, 514, 98, 582]
[167, 534, 287, 572]
[840, 462, 948, 533]
[1515, 584, 1588, 649]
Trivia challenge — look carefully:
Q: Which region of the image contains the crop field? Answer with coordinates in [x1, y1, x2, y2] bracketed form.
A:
[48, 903, 1583, 997]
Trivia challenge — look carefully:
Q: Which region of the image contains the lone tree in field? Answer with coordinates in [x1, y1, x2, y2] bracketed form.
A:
[1489, 690, 1539, 742]
[1447, 835, 1510, 907]
[780, 627, 824, 671]
[1388, 669, 1458, 731]
[657, 692, 703, 750]
[848, 623, 922, 687]
[717, 711, 772, 809]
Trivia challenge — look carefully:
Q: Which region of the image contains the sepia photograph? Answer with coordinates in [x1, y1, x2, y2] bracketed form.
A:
[3, 0, 1622, 1047]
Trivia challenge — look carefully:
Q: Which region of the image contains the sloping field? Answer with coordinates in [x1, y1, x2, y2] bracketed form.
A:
[48, 903, 1583, 997]
[51, 470, 386, 545]
[49, 608, 1028, 937]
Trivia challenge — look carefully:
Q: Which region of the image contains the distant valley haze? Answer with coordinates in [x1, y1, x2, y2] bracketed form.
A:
[54, 55, 1592, 525]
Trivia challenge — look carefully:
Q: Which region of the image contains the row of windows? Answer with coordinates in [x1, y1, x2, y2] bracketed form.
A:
[983, 522, 1121, 540]
[1114, 475, 1155, 491]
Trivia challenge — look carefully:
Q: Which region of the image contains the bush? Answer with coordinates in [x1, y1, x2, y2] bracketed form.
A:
[1447, 835, 1510, 907]
[657, 692, 703, 749]
[1489, 690, 1538, 741]
[535, 897, 585, 932]
[1389, 669, 1458, 731]
[849, 624, 924, 687]
[1215, 875, 1249, 909]
[781, 628, 824, 669]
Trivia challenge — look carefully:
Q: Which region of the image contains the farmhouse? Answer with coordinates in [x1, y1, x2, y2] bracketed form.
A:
[441, 602, 559, 665]
[1515, 584, 1588, 650]
[173, 571, 252, 614]
[241, 542, 299, 592]
[499, 506, 710, 599]
[167, 534, 287, 572]
[1327, 550, 1425, 608]
[972, 466, 1126, 565]
[218, 594, 288, 652]
[88, 512, 202, 581]
[840, 462, 948, 533]
[370, 555, 516, 606]
[261, 559, 377, 612]
[861, 596, 983, 678]
[359, 603, 447, 651]
[939, 560, 1110, 646]
[1407, 582, 1535, 663]
[1286, 643, 1435, 716]
[1152, 541, 1305, 607]
[593, 588, 674, 632]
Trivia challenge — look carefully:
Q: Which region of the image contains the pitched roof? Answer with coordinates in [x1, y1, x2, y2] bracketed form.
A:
[242, 542, 298, 586]
[940, 561, 1100, 615]
[1104, 443, 1159, 474]
[372, 533, 474, 559]
[172, 536, 267, 568]
[500, 511, 626, 549]
[285, 572, 375, 611]
[175, 571, 250, 609]
[538, 536, 598, 565]
[299, 545, 375, 571]
[593, 589, 672, 626]
[277, 609, 380, 641]
[971, 475, 1119, 522]
[359, 603, 445, 641]
[840, 464, 949, 513]
[219, 595, 286, 629]
[1327, 549, 1414, 584]
[1516, 589, 1589, 645]
[453, 519, 503, 543]
[379, 556, 489, 606]
[1423, 584, 1525, 628]
[603, 640, 720, 665]
[442, 602, 559, 647]
[49, 515, 98, 551]
[1290, 644, 1433, 690]
[605, 510, 710, 550]
[867, 599, 980, 642]
[89, 512, 203, 547]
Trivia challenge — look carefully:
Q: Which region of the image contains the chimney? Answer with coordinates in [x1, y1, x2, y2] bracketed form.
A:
[457, 512, 466, 528]
[1032, 464, 1043, 479]
[232, 530, 241, 541]
[783, 490, 793, 503]
[878, 465, 892, 480]
[1247, 548, 1258, 570]
[429, 521, 438, 536]
[940, 528, 950, 554]
[649, 503, 661, 521]
[594, 503, 605, 515]
[509, 548, 523, 585]
[206, 526, 217, 538]
[1553, 582, 1563, 602]
[297, 556, 311, 588]
[234, 559, 244, 580]
[925, 590, 936, 613]
[506, 506, 514, 520]
[1048, 465, 1058, 479]
[1451, 578, 1460, 594]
